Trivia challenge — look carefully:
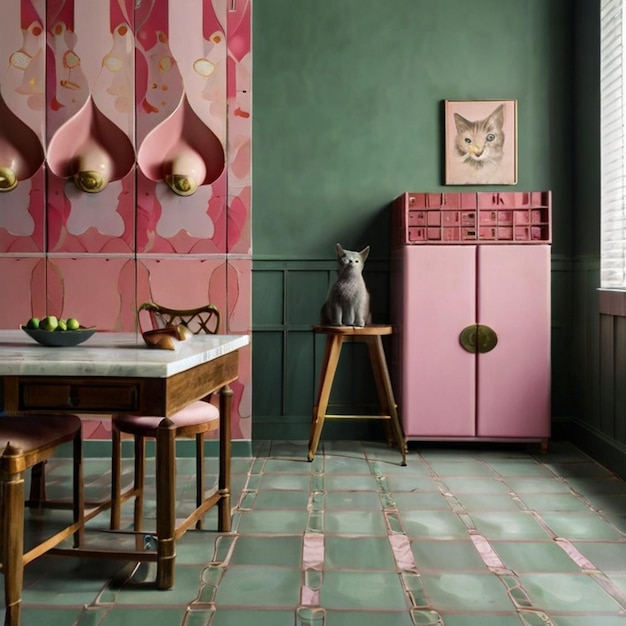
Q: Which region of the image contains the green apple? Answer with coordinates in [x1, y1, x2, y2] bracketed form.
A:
[40, 315, 58, 331]
[26, 317, 40, 329]
[56, 319, 67, 331]
[66, 317, 80, 330]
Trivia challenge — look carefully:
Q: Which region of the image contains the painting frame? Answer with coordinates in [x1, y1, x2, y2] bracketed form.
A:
[444, 99, 518, 185]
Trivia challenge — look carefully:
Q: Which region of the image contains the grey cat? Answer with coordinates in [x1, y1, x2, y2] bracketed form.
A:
[320, 243, 371, 327]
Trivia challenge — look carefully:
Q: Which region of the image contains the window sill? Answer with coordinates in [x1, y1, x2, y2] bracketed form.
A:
[598, 288, 626, 315]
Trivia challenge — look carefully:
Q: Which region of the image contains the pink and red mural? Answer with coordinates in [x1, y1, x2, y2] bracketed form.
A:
[0, 0, 252, 440]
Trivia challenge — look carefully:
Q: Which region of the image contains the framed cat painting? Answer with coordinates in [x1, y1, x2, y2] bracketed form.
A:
[444, 99, 517, 185]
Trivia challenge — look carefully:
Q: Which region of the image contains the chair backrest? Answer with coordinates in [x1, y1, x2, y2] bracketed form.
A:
[138, 302, 221, 336]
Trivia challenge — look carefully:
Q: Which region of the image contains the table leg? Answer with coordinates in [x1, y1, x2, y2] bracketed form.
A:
[2, 445, 25, 626]
[218, 384, 233, 533]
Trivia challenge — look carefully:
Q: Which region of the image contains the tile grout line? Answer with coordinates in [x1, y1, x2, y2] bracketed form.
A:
[367, 457, 445, 625]
[299, 454, 325, 625]
[488, 457, 626, 614]
[424, 457, 559, 625]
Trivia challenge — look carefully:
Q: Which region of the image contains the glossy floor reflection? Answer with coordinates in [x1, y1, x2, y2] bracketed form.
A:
[8, 440, 626, 625]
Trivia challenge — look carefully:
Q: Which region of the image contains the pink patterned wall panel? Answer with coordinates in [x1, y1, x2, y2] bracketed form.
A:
[0, 170, 45, 253]
[137, 257, 228, 319]
[45, 0, 136, 253]
[0, 0, 252, 443]
[136, 256, 248, 435]
[0, 256, 46, 328]
[227, 0, 251, 254]
[224, 258, 251, 333]
[135, 0, 228, 255]
[46, 256, 135, 331]
[0, 0, 46, 252]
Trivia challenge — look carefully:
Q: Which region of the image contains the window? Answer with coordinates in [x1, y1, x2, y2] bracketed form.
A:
[601, 0, 626, 288]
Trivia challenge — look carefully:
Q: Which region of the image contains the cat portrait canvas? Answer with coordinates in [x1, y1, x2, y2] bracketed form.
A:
[444, 99, 517, 185]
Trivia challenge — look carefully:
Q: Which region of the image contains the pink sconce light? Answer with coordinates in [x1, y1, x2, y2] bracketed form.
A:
[0, 93, 45, 192]
[47, 98, 135, 193]
[165, 147, 207, 196]
[138, 95, 225, 197]
[72, 138, 114, 193]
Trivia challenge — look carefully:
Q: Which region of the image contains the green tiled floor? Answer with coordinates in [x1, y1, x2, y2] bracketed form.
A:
[6, 440, 626, 625]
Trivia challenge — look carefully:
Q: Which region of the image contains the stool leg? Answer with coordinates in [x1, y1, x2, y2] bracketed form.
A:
[308, 335, 343, 462]
[195, 433, 204, 530]
[28, 461, 46, 510]
[73, 429, 84, 548]
[110, 426, 122, 530]
[133, 434, 146, 534]
[367, 336, 407, 466]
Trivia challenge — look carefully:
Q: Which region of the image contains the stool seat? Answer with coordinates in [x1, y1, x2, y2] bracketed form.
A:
[113, 400, 219, 437]
[308, 325, 407, 465]
[313, 324, 394, 336]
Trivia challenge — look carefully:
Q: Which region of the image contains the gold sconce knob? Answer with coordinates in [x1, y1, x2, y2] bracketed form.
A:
[459, 324, 498, 354]
[0, 167, 18, 192]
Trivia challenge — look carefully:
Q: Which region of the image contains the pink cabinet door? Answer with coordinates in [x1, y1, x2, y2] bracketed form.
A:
[397, 246, 476, 437]
[476, 245, 551, 438]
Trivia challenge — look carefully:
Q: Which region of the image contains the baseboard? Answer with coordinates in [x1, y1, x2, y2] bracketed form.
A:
[55, 438, 254, 459]
[569, 419, 626, 480]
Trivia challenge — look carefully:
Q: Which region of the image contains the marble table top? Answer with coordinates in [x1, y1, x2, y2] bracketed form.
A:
[0, 330, 249, 378]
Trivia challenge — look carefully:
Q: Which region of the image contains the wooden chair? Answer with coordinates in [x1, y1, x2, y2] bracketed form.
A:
[0, 414, 83, 626]
[109, 302, 222, 589]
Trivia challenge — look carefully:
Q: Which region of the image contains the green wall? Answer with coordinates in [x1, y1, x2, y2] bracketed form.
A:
[252, 0, 575, 440]
[568, 2, 626, 477]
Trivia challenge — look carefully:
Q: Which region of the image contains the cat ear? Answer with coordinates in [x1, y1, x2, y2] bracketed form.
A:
[454, 113, 471, 133]
[335, 243, 344, 256]
[360, 246, 370, 261]
[488, 104, 504, 127]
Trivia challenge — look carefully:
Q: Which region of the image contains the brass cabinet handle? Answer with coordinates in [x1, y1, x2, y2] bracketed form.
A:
[459, 324, 498, 354]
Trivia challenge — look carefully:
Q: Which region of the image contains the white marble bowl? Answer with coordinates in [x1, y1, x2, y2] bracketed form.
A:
[21, 325, 97, 347]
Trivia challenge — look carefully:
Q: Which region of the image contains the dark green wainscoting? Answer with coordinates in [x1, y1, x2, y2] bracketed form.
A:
[252, 256, 575, 444]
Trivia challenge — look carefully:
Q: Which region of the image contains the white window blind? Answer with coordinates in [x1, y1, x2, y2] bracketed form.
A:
[601, 0, 626, 288]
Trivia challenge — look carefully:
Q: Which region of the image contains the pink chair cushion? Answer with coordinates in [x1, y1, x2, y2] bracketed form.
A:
[0, 414, 81, 453]
[113, 400, 219, 436]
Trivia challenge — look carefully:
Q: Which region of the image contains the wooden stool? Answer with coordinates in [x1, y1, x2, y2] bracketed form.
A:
[110, 301, 226, 590]
[308, 325, 407, 465]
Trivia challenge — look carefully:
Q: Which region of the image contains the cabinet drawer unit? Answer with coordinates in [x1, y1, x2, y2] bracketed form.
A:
[392, 191, 551, 246]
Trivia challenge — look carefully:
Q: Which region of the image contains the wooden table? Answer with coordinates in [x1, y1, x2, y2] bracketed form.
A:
[0, 330, 249, 580]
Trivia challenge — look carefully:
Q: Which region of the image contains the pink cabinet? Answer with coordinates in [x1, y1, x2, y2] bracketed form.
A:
[391, 192, 551, 444]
